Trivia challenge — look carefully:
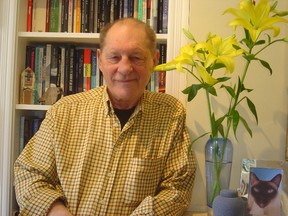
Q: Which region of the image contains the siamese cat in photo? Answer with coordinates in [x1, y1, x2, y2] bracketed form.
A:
[248, 172, 282, 216]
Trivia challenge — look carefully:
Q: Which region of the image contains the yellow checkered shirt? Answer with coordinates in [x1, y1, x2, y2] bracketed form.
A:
[14, 86, 197, 216]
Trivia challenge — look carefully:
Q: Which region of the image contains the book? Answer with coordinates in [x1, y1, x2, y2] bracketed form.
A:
[50, 45, 59, 87]
[157, 0, 163, 33]
[97, 0, 105, 32]
[59, 46, 66, 91]
[46, 0, 51, 32]
[91, 49, 97, 89]
[45, 44, 52, 91]
[19, 116, 25, 152]
[76, 48, 84, 93]
[93, 0, 99, 32]
[61, 0, 69, 32]
[27, 0, 33, 32]
[162, 0, 168, 33]
[50, 0, 60, 32]
[83, 48, 91, 91]
[158, 43, 166, 92]
[68, 0, 74, 32]
[74, 0, 81, 32]
[34, 46, 44, 103]
[88, 0, 95, 32]
[32, 0, 47, 32]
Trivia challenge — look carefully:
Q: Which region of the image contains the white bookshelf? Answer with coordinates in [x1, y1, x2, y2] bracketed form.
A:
[1, 0, 191, 214]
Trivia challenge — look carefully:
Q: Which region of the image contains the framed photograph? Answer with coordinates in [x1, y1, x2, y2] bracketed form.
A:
[247, 167, 283, 216]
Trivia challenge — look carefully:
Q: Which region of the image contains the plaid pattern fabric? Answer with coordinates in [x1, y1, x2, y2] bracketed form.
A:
[14, 86, 197, 216]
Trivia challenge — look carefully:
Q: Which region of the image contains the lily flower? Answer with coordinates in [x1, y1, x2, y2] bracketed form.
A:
[195, 34, 243, 73]
[224, 0, 288, 42]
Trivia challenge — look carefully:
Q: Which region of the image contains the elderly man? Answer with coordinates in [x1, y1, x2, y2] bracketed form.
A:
[14, 18, 196, 216]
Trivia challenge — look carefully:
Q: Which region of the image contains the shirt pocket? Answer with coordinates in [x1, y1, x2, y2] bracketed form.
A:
[124, 157, 165, 205]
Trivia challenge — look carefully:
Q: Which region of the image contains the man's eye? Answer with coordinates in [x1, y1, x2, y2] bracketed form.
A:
[131, 56, 144, 63]
[108, 56, 120, 62]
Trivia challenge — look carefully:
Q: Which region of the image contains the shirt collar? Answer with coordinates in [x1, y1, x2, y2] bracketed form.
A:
[101, 86, 144, 117]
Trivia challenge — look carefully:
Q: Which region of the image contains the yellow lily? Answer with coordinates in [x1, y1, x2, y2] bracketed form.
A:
[154, 44, 195, 72]
[195, 34, 243, 73]
[195, 63, 218, 85]
[224, 0, 288, 42]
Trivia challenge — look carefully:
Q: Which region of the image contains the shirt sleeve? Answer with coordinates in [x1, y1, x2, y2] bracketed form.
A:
[14, 110, 67, 215]
[131, 110, 197, 216]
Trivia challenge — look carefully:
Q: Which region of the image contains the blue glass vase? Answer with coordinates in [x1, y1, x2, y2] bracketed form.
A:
[205, 138, 233, 207]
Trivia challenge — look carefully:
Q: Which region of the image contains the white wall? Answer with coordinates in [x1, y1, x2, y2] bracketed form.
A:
[0, 0, 17, 215]
[185, 0, 288, 211]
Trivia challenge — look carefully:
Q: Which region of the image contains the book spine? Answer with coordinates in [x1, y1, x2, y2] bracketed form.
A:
[45, 44, 52, 91]
[104, 0, 111, 24]
[64, 45, 70, 95]
[146, 0, 151, 26]
[50, 45, 59, 87]
[30, 46, 36, 72]
[46, 0, 51, 32]
[75, 0, 81, 32]
[34, 46, 40, 104]
[133, 0, 138, 18]
[50, 0, 60, 32]
[19, 116, 25, 152]
[162, 0, 168, 33]
[59, 46, 66, 91]
[91, 49, 97, 89]
[27, 0, 33, 32]
[137, 0, 142, 21]
[158, 43, 166, 93]
[93, 0, 99, 33]
[83, 48, 91, 91]
[142, 0, 146, 22]
[62, 0, 69, 32]
[69, 46, 75, 94]
[157, 0, 163, 33]
[151, 0, 157, 32]
[32, 0, 47, 32]
[97, 0, 105, 32]
[68, 0, 74, 32]
[88, 0, 94, 32]
[77, 48, 84, 93]
[38, 47, 44, 101]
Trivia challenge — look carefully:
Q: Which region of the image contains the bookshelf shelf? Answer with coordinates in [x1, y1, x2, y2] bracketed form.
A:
[15, 104, 51, 111]
[18, 32, 168, 44]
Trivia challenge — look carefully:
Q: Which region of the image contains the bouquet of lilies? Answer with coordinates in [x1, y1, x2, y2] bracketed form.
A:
[154, 0, 288, 204]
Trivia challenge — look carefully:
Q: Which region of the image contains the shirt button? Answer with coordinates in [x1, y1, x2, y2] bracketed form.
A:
[114, 122, 119, 127]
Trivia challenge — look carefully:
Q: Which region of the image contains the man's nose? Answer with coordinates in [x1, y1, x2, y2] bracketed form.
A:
[118, 57, 133, 74]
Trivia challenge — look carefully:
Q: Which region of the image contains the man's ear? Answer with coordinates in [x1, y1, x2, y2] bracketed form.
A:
[153, 50, 160, 67]
[97, 49, 102, 70]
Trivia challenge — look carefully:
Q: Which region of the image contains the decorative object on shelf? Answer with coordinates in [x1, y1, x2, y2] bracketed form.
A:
[20, 67, 35, 104]
[212, 189, 246, 216]
[206, 138, 233, 207]
[154, 0, 288, 207]
[38, 87, 63, 105]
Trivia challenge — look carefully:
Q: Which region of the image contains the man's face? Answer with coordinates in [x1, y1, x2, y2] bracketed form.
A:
[98, 22, 159, 108]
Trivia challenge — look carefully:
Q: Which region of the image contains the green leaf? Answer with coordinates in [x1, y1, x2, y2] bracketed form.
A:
[208, 86, 217, 96]
[246, 97, 258, 124]
[217, 77, 231, 83]
[221, 85, 236, 98]
[259, 59, 273, 75]
[182, 84, 203, 102]
[232, 110, 240, 138]
[254, 40, 266, 46]
[211, 63, 225, 70]
[243, 54, 256, 61]
[239, 116, 253, 137]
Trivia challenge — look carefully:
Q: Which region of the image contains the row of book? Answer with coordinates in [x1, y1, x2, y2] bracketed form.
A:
[27, 0, 168, 33]
[19, 116, 43, 152]
[21, 43, 167, 104]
